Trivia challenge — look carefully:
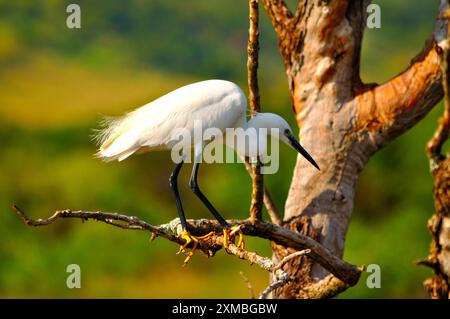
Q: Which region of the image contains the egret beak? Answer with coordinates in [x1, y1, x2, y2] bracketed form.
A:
[285, 131, 320, 170]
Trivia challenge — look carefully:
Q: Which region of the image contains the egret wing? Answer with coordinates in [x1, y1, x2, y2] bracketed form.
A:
[97, 80, 246, 161]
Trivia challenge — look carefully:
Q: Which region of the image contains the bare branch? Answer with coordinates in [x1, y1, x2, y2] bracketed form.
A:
[356, 40, 444, 145]
[248, 0, 261, 118]
[12, 204, 361, 286]
[356, 3, 449, 146]
[244, 161, 282, 225]
[427, 6, 450, 172]
[262, 187, 283, 226]
[273, 249, 311, 271]
[221, 235, 275, 271]
[262, 1, 351, 67]
[259, 272, 289, 299]
[296, 274, 354, 299]
[260, 0, 293, 35]
[161, 218, 361, 284]
[240, 272, 256, 299]
[12, 204, 177, 241]
[248, 0, 264, 223]
[241, 221, 362, 285]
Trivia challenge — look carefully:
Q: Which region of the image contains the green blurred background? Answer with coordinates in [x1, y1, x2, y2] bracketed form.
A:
[0, 0, 444, 298]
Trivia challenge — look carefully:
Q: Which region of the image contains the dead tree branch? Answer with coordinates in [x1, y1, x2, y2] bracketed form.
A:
[273, 249, 311, 271]
[296, 274, 354, 299]
[357, 1, 448, 149]
[262, 187, 283, 226]
[240, 272, 256, 299]
[427, 5, 450, 171]
[244, 161, 283, 226]
[12, 204, 361, 288]
[260, 0, 293, 37]
[259, 272, 289, 299]
[247, 0, 264, 224]
[356, 39, 445, 147]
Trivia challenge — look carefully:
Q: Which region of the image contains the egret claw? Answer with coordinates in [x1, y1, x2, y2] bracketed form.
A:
[223, 225, 245, 249]
[178, 230, 214, 266]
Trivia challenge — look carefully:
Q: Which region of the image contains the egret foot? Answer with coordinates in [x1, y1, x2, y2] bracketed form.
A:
[178, 230, 214, 266]
[223, 225, 245, 249]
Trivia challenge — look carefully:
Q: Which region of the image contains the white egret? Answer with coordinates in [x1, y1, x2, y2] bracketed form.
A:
[95, 79, 319, 264]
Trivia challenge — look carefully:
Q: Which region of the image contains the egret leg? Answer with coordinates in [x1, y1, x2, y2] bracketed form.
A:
[169, 160, 214, 265]
[189, 162, 230, 228]
[169, 160, 188, 231]
[189, 163, 244, 249]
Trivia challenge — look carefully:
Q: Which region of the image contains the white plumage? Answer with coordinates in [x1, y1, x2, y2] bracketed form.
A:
[97, 80, 247, 161]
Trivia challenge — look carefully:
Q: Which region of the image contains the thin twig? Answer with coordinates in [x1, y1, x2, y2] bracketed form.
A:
[247, 0, 264, 223]
[273, 249, 311, 271]
[243, 2, 282, 225]
[244, 161, 283, 225]
[247, 0, 261, 119]
[221, 236, 275, 271]
[12, 204, 176, 240]
[259, 272, 290, 299]
[240, 272, 256, 299]
[262, 188, 283, 226]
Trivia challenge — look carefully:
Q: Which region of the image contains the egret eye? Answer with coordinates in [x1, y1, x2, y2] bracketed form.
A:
[284, 129, 290, 135]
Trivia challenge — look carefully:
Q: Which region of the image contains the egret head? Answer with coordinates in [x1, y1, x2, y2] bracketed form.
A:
[250, 113, 320, 170]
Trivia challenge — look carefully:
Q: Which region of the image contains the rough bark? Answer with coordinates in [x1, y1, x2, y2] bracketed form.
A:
[420, 160, 450, 298]
[422, 3, 450, 299]
[261, 0, 448, 298]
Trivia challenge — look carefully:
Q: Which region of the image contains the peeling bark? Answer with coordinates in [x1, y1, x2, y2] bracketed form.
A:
[261, 0, 448, 298]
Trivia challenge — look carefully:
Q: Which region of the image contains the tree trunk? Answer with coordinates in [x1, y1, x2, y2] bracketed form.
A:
[262, 0, 448, 298]
[421, 159, 450, 298]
